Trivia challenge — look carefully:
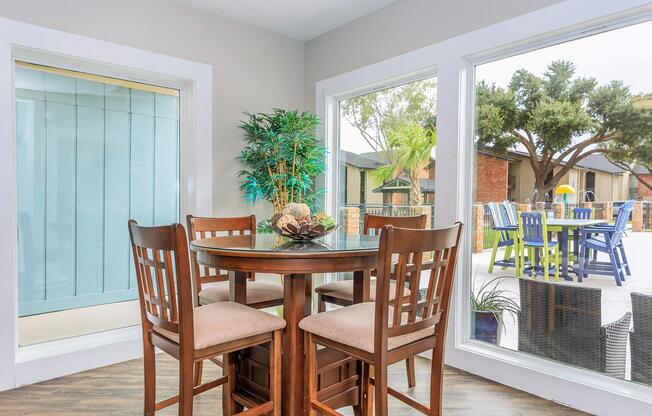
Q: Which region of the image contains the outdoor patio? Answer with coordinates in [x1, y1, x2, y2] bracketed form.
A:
[471, 230, 652, 380]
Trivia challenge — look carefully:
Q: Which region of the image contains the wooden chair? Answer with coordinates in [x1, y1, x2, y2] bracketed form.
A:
[186, 215, 284, 309]
[128, 220, 284, 416]
[314, 214, 426, 312]
[313, 213, 426, 388]
[300, 222, 463, 415]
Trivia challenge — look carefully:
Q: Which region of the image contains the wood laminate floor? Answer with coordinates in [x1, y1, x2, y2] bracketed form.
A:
[0, 355, 588, 415]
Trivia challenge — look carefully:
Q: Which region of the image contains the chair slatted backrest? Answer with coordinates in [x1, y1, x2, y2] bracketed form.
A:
[363, 213, 427, 236]
[374, 223, 463, 351]
[573, 207, 593, 219]
[611, 203, 633, 247]
[519, 212, 546, 244]
[488, 203, 510, 242]
[502, 201, 518, 226]
[128, 221, 194, 343]
[186, 215, 256, 289]
[573, 207, 593, 220]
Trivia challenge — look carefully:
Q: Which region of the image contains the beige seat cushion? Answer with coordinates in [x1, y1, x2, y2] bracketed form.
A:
[154, 301, 285, 350]
[299, 302, 433, 353]
[199, 281, 283, 305]
[314, 280, 410, 302]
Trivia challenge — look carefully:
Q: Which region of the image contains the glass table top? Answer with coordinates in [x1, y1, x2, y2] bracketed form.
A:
[190, 230, 380, 253]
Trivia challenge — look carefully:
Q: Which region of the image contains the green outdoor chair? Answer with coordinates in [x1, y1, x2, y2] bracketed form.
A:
[487, 202, 520, 276]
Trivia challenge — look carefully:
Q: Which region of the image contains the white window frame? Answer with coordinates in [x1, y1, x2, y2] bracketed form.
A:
[0, 17, 213, 390]
[316, 1, 652, 414]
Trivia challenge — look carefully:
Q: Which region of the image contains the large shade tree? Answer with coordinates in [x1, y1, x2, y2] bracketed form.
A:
[476, 60, 652, 202]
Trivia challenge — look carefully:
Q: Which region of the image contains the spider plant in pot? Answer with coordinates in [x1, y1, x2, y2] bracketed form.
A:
[470, 276, 519, 345]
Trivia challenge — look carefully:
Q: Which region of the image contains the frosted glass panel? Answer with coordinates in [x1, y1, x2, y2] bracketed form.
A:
[15, 65, 180, 331]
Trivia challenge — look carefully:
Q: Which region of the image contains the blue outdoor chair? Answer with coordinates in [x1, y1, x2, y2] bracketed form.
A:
[578, 201, 633, 286]
[567, 207, 594, 262]
[518, 211, 560, 281]
[487, 202, 519, 274]
[588, 200, 633, 276]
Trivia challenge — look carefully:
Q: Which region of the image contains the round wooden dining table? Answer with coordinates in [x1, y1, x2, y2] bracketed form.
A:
[190, 232, 380, 416]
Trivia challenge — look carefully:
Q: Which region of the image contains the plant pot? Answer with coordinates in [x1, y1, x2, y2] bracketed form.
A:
[472, 310, 503, 345]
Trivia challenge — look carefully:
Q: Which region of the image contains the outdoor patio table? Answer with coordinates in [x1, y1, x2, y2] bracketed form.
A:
[546, 219, 607, 280]
[190, 231, 379, 416]
[496, 219, 607, 280]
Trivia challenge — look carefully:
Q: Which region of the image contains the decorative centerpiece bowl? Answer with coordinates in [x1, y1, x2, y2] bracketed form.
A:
[271, 203, 339, 241]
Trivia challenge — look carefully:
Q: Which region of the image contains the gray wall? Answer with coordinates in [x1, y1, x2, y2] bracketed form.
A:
[304, 0, 565, 111]
[2, 0, 305, 219]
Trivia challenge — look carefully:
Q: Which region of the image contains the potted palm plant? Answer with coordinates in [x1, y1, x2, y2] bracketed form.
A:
[238, 109, 327, 232]
[470, 276, 519, 345]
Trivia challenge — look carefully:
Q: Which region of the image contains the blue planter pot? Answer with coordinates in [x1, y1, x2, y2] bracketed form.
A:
[472, 311, 500, 345]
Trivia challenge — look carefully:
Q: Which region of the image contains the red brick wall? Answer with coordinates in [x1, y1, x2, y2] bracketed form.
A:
[475, 153, 508, 203]
[638, 174, 652, 199]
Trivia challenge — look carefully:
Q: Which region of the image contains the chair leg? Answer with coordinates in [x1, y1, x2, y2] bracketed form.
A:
[608, 250, 623, 287]
[501, 245, 512, 270]
[178, 353, 194, 416]
[222, 352, 241, 416]
[429, 347, 444, 416]
[578, 245, 585, 283]
[619, 242, 631, 276]
[528, 247, 536, 277]
[374, 364, 389, 416]
[360, 363, 374, 416]
[488, 233, 500, 273]
[406, 356, 416, 388]
[318, 294, 326, 313]
[553, 247, 559, 282]
[270, 330, 282, 416]
[514, 239, 521, 277]
[542, 251, 549, 282]
[143, 332, 156, 416]
[306, 333, 318, 416]
[193, 361, 203, 387]
[612, 247, 626, 283]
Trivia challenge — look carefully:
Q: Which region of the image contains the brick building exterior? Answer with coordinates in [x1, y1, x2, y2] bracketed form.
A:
[637, 174, 652, 200]
[475, 152, 509, 203]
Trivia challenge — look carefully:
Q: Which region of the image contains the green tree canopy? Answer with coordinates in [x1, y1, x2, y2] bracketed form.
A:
[341, 78, 437, 159]
[606, 94, 652, 190]
[476, 60, 652, 201]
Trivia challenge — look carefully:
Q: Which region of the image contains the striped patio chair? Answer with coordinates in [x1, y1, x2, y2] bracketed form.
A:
[487, 202, 519, 275]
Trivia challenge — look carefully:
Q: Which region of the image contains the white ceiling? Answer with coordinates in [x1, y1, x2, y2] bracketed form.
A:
[174, 0, 401, 41]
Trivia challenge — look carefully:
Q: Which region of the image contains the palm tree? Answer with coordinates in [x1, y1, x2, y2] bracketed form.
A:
[372, 122, 436, 206]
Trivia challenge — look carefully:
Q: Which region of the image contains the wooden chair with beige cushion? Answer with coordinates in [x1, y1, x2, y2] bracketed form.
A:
[128, 220, 285, 416]
[314, 213, 426, 388]
[300, 222, 463, 416]
[186, 215, 284, 308]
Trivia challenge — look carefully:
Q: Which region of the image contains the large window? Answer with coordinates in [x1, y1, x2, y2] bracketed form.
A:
[15, 63, 180, 346]
[337, 77, 437, 232]
[471, 20, 652, 387]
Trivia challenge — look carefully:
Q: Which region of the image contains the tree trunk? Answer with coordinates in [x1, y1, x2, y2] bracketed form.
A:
[531, 173, 558, 204]
[409, 171, 421, 206]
